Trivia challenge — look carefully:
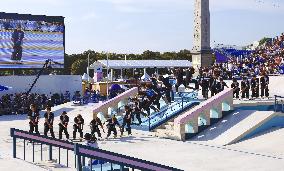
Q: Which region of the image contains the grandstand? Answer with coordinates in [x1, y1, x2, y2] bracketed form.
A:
[213, 32, 284, 76]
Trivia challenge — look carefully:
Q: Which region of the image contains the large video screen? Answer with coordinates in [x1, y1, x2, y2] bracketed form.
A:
[0, 13, 64, 68]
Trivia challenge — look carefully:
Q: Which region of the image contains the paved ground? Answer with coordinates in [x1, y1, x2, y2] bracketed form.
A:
[1, 76, 284, 171]
[0, 101, 283, 171]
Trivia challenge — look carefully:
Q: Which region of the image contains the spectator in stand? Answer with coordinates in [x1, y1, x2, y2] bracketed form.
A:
[0, 91, 75, 115]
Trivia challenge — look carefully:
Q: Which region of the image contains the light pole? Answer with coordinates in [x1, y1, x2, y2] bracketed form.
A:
[106, 53, 109, 99]
[87, 53, 90, 83]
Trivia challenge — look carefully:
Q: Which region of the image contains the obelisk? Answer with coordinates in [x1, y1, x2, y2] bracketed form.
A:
[192, 0, 212, 69]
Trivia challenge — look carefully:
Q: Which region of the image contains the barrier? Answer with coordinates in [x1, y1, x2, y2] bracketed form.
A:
[93, 87, 138, 119]
[274, 95, 284, 112]
[173, 88, 234, 141]
[10, 128, 183, 171]
[75, 144, 182, 171]
[149, 93, 200, 131]
[10, 128, 74, 167]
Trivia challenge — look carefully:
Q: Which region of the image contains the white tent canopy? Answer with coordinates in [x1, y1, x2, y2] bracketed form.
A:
[82, 73, 93, 82]
[89, 60, 192, 69]
[141, 72, 151, 81]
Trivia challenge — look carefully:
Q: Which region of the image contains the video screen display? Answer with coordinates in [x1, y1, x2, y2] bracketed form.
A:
[0, 13, 64, 68]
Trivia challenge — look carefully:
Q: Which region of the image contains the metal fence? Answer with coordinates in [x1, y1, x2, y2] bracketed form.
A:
[10, 128, 183, 171]
[274, 95, 284, 112]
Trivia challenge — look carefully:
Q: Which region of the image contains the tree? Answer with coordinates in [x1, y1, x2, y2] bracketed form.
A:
[177, 49, 192, 60]
[71, 57, 97, 75]
[142, 50, 161, 60]
[259, 37, 271, 46]
[161, 52, 177, 60]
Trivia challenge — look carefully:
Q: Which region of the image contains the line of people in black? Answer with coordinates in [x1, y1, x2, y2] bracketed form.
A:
[231, 72, 270, 100]
[172, 67, 270, 100]
[27, 103, 143, 141]
[195, 74, 229, 99]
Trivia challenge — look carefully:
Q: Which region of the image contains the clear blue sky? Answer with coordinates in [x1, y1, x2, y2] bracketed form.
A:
[1, 0, 283, 54]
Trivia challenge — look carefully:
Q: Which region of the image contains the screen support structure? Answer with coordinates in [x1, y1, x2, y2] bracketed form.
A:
[25, 59, 61, 95]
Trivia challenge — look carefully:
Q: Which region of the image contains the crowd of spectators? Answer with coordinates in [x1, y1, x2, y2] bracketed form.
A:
[0, 91, 80, 115]
[0, 19, 64, 33]
[214, 33, 284, 78]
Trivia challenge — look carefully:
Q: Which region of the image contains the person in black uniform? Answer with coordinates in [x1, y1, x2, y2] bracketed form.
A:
[106, 115, 120, 139]
[231, 78, 240, 99]
[200, 75, 209, 99]
[44, 107, 55, 138]
[175, 68, 186, 92]
[139, 96, 151, 117]
[158, 75, 173, 104]
[132, 101, 142, 125]
[73, 114, 84, 140]
[144, 83, 159, 113]
[90, 115, 104, 139]
[241, 77, 250, 99]
[121, 105, 132, 136]
[256, 76, 260, 98]
[194, 77, 200, 91]
[250, 75, 259, 99]
[11, 25, 24, 61]
[59, 111, 69, 139]
[209, 75, 218, 97]
[151, 78, 162, 110]
[217, 78, 229, 93]
[260, 73, 269, 98]
[28, 104, 40, 134]
[185, 67, 194, 86]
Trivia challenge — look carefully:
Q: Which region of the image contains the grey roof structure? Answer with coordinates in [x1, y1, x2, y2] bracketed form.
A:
[89, 60, 192, 69]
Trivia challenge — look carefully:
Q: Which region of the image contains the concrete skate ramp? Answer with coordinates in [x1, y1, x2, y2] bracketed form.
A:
[211, 111, 277, 145]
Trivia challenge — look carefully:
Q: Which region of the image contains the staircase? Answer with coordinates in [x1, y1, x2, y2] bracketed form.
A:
[154, 120, 180, 140]
[154, 108, 234, 141]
